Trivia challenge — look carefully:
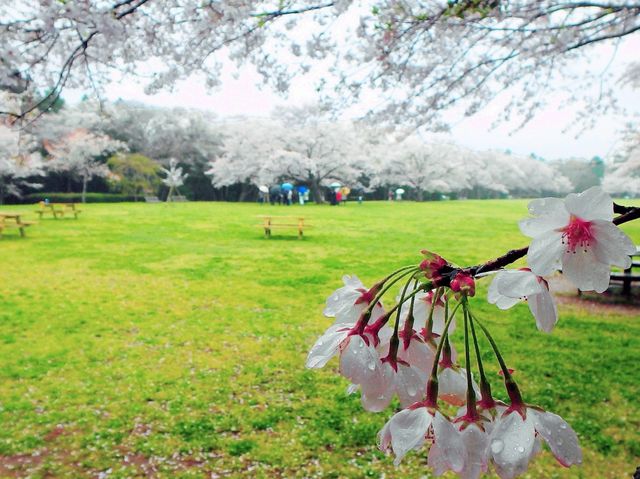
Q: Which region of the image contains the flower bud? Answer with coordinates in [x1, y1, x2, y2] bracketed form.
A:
[450, 272, 475, 297]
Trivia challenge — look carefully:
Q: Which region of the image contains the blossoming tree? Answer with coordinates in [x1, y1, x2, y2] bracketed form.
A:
[45, 129, 124, 203]
[0, 123, 44, 203]
[1, 2, 638, 130]
[307, 186, 638, 478]
[161, 158, 188, 202]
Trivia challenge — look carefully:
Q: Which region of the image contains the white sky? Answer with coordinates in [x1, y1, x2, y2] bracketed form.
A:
[63, 36, 639, 161]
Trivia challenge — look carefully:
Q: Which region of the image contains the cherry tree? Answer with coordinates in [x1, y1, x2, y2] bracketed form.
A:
[2, 2, 638, 130]
[161, 158, 188, 202]
[603, 131, 640, 197]
[45, 129, 124, 203]
[380, 138, 467, 200]
[0, 123, 43, 203]
[205, 119, 285, 201]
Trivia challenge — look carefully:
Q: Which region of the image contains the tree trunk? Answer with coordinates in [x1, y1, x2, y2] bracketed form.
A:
[310, 178, 323, 204]
[415, 188, 424, 201]
[238, 183, 252, 202]
[81, 176, 88, 203]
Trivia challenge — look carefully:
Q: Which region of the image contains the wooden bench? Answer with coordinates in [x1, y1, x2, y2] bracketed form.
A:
[35, 202, 81, 219]
[609, 258, 640, 297]
[0, 213, 36, 238]
[257, 216, 311, 239]
[144, 195, 161, 203]
[169, 195, 188, 202]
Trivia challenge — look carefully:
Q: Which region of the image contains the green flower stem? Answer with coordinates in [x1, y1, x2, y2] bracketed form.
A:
[424, 286, 443, 338]
[470, 312, 524, 407]
[389, 274, 421, 359]
[463, 305, 478, 416]
[469, 310, 495, 408]
[425, 300, 462, 406]
[364, 266, 421, 316]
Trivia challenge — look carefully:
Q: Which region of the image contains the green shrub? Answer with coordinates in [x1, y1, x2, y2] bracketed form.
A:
[23, 192, 138, 203]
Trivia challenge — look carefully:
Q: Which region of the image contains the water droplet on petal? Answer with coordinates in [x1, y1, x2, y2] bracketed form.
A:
[560, 423, 567, 430]
[557, 439, 563, 446]
[491, 440, 504, 454]
[516, 446, 525, 453]
[358, 341, 364, 348]
[368, 361, 376, 370]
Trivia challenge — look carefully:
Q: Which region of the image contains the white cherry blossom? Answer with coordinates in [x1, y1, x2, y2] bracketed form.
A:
[488, 269, 558, 333]
[438, 365, 480, 407]
[324, 275, 384, 325]
[378, 406, 464, 470]
[489, 408, 581, 479]
[520, 186, 636, 293]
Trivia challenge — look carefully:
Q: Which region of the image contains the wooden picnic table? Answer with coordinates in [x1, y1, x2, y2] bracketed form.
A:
[610, 246, 640, 297]
[35, 201, 82, 219]
[0, 212, 36, 238]
[257, 215, 311, 239]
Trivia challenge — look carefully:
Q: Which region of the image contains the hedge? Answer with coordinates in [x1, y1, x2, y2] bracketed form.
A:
[21, 193, 139, 204]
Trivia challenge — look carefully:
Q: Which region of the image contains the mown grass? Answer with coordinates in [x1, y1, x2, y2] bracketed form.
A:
[0, 200, 638, 478]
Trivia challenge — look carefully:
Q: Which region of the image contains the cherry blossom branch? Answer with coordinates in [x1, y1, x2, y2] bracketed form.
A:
[456, 204, 640, 281]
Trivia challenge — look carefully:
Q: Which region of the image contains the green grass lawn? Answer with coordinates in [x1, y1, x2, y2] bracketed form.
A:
[0, 200, 638, 478]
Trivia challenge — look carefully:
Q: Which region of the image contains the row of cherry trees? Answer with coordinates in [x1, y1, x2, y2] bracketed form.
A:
[1, 99, 638, 203]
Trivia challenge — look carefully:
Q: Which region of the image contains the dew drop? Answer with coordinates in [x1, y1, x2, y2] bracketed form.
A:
[559, 423, 567, 430]
[368, 361, 376, 370]
[557, 439, 563, 446]
[491, 440, 504, 454]
[516, 446, 525, 453]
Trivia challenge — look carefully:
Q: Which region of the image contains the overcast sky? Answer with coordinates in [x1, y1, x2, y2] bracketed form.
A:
[63, 36, 639, 161]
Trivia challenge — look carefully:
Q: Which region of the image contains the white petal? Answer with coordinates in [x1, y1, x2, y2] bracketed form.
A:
[488, 274, 520, 310]
[490, 411, 535, 479]
[339, 336, 379, 384]
[360, 362, 394, 412]
[323, 275, 364, 317]
[388, 407, 433, 465]
[429, 411, 465, 473]
[378, 420, 392, 452]
[530, 410, 582, 467]
[496, 270, 542, 298]
[527, 232, 565, 276]
[395, 364, 427, 407]
[432, 305, 453, 336]
[562, 249, 611, 293]
[459, 424, 490, 479]
[438, 367, 477, 407]
[519, 198, 569, 238]
[528, 287, 557, 333]
[306, 324, 349, 368]
[398, 339, 435, 377]
[564, 186, 613, 222]
[591, 220, 635, 268]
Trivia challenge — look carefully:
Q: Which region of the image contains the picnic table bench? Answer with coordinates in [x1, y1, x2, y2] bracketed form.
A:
[35, 201, 81, 219]
[257, 216, 311, 239]
[609, 246, 640, 297]
[0, 212, 36, 238]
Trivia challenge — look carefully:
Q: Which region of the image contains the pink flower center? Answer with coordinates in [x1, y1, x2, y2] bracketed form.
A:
[561, 215, 595, 253]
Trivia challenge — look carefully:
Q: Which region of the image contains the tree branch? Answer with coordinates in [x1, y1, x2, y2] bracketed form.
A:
[456, 206, 640, 280]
